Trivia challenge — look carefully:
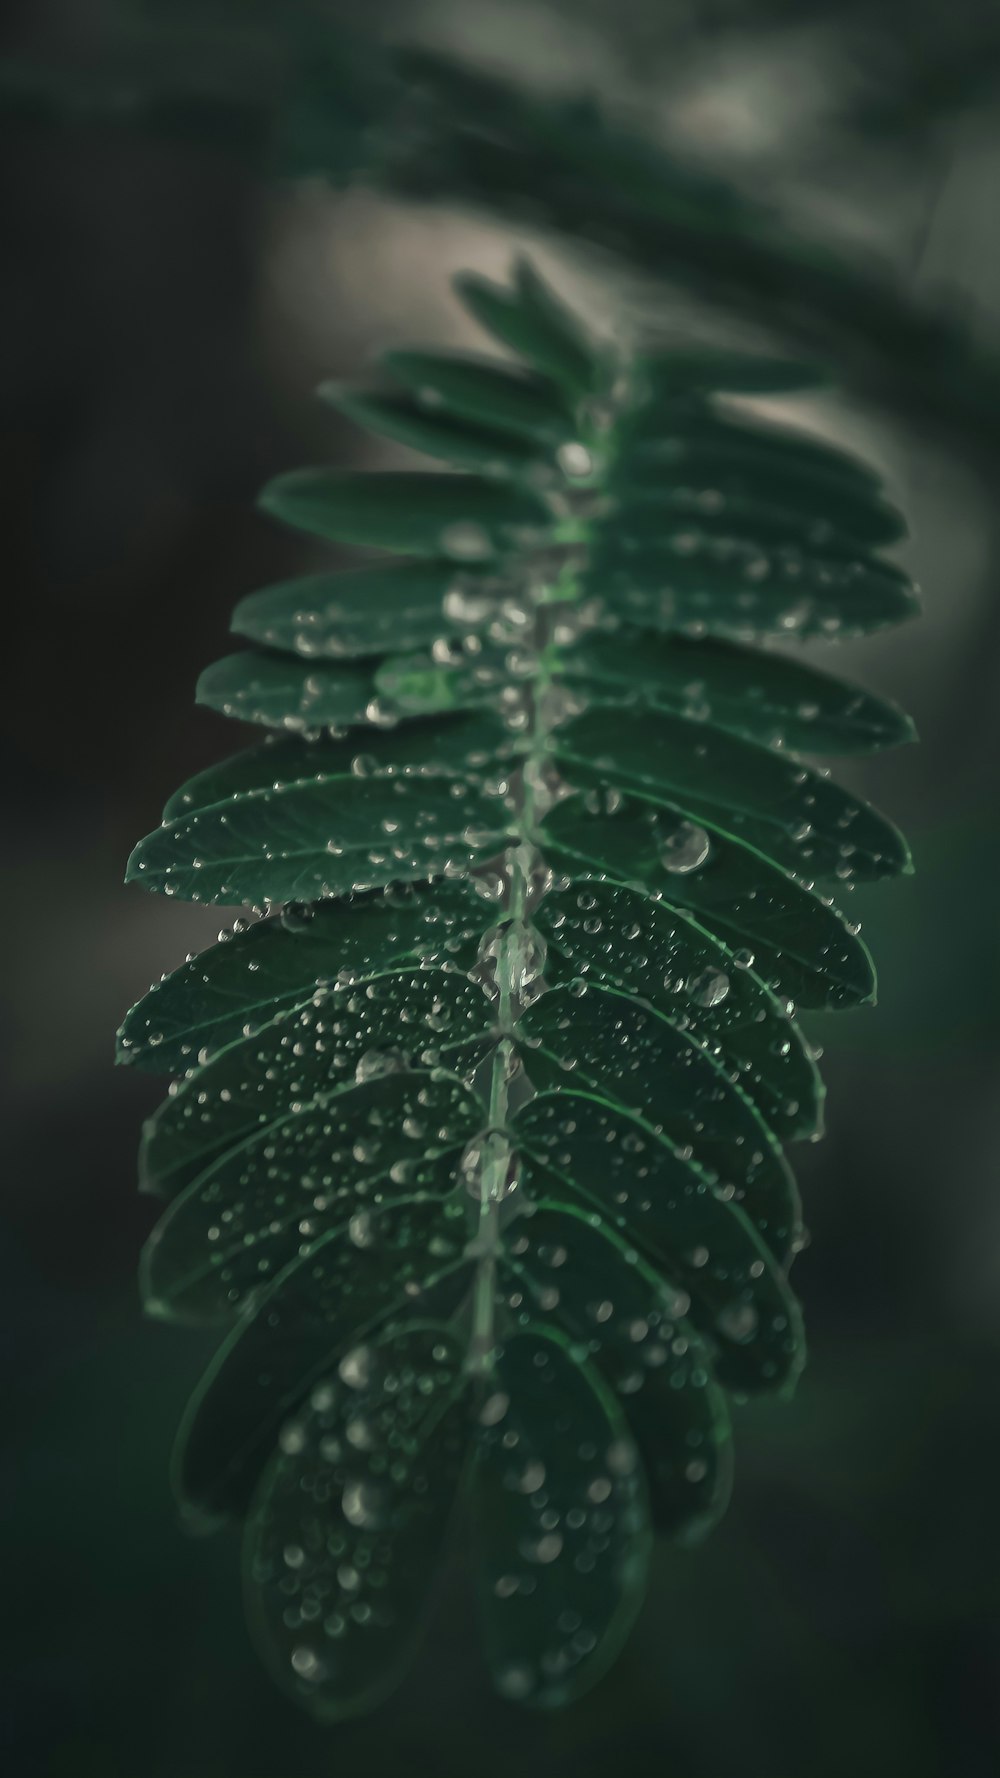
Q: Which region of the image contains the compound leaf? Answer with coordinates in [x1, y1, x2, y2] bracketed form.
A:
[120, 255, 915, 1717]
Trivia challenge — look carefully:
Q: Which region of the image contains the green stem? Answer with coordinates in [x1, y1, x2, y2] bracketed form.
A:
[465, 597, 559, 1374]
[463, 402, 615, 1376]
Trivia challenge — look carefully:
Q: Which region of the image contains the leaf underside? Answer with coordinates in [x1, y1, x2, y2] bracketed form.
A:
[120, 259, 915, 1717]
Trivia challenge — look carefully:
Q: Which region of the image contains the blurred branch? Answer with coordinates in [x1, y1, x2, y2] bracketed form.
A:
[0, 56, 271, 155]
[315, 44, 1000, 463]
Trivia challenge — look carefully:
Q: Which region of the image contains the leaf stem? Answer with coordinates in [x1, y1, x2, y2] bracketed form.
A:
[465, 588, 560, 1374]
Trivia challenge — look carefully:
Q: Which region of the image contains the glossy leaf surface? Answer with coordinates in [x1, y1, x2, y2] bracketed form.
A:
[118, 883, 484, 1072]
[231, 562, 476, 660]
[534, 878, 823, 1143]
[259, 469, 551, 558]
[142, 1068, 481, 1326]
[553, 706, 911, 882]
[174, 1200, 472, 1526]
[321, 382, 540, 472]
[197, 649, 377, 732]
[128, 719, 515, 905]
[472, 1328, 650, 1706]
[521, 983, 797, 1240]
[542, 797, 877, 1009]
[382, 350, 572, 444]
[561, 633, 916, 753]
[245, 1322, 468, 1720]
[505, 1201, 734, 1537]
[139, 970, 493, 1198]
[515, 1091, 804, 1360]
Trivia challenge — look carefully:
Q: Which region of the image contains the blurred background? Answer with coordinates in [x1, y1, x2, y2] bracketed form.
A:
[2, 2, 999, 1774]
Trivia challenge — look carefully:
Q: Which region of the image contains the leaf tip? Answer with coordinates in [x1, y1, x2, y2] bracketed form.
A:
[124, 839, 148, 888]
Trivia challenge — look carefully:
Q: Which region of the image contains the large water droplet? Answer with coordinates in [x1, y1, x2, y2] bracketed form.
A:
[338, 1345, 375, 1389]
[461, 1129, 520, 1203]
[659, 821, 711, 874]
[688, 967, 730, 1008]
[556, 441, 594, 479]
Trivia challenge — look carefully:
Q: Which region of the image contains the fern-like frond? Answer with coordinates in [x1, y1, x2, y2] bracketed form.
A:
[119, 259, 916, 1716]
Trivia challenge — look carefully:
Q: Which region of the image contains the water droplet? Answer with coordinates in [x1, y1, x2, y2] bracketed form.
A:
[338, 1345, 375, 1389]
[354, 1049, 405, 1085]
[479, 1391, 510, 1426]
[441, 522, 492, 561]
[348, 1211, 374, 1248]
[556, 441, 594, 479]
[717, 1302, 759, 1343]
[444, 582, 497, 624]
[530, 1531, 563, 1563]
[659, 822, 711, 874]
[461, 1130, 520, 1203]
[341, 1478, 383, 1527]
[688, 968, 730, 1008]
[496, 1663, 534, 1700]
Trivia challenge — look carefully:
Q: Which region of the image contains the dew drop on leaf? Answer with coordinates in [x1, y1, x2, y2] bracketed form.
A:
[556, 441, 594, 479]
[688, 968, 730, 1008]
[659, 821, 711, 874]
[338, 1345, 376, 1389]
[441, 521, 492, 561]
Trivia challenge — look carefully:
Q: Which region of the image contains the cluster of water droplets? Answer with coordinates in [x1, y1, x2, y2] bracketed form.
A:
[249, 1329, 466, 1698]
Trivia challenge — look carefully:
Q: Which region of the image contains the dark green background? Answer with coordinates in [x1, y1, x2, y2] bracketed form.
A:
[3, 2, 1000, 1773]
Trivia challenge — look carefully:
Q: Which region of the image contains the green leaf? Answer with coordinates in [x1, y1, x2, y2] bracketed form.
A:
[622, 403, 884, 493]
[173, 1199, 472, 1527]
[139, 970, 493, 1199]
[560, 632, 915, 753]
[542, 796, 876, 1009]
[379, 633, 914, 757]
[634, 351, 826, 397]
[230, 562, 475, 661]
[587, 527, 919, 641]
[534, 878, 823, 1144]
[117, 882, 484, 1073]
[373, 652, 498, 717]
[320, 382, 540, 473]
[159, 714, 509, 821]
[520, 982, 797, 1238]
[197, 650, 378, 732]
[553, 707, 911, 882]
[245, 1321, 468, 1722]
[505, 1201, 733, 1538]
[128, 777, 509, 906]
[515, 1091, 805, 1378]
[127, 718, 515, 905]
[472, 1326, 650, 1707]
[141, 1069, 481, 1326]
[258, 469, 551, 558]
[454, 259, 600, 396]
[382, 349, 573, 445]
[614, 462, 905, 553]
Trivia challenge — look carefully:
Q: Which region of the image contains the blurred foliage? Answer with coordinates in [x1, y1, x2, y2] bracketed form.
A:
[6, 4, 1000, 462]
